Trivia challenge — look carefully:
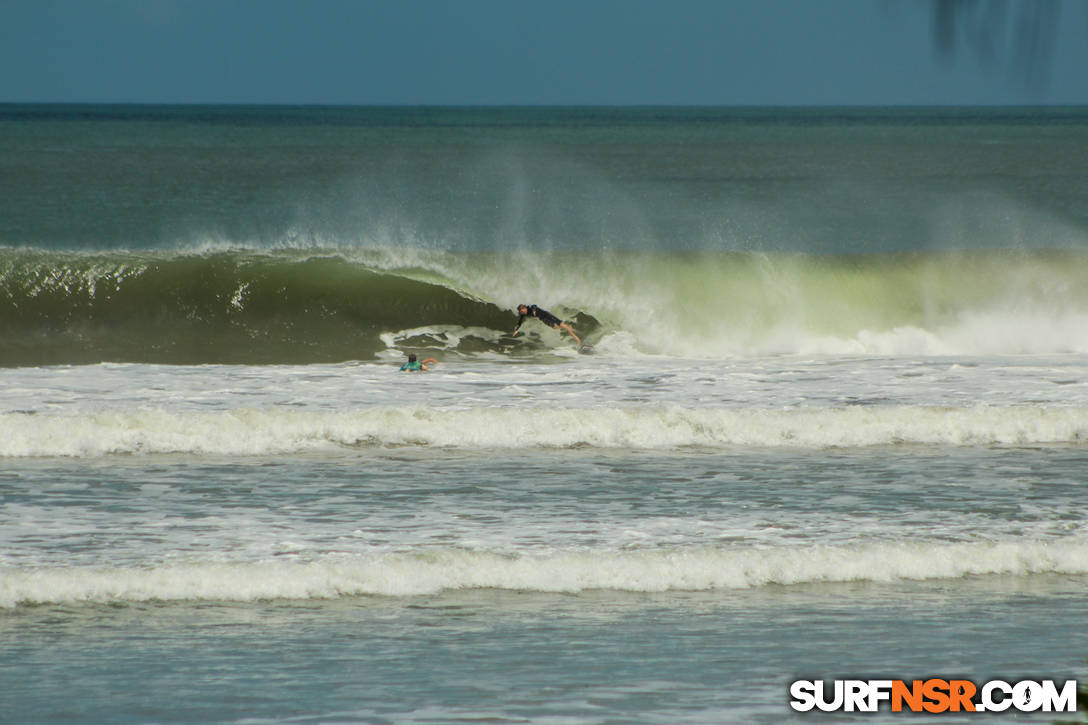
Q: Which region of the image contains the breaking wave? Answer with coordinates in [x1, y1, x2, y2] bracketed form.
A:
[3, 246, 1088, 366]
[2, 404, 1086, 457]
[4, 539, 1086, 607]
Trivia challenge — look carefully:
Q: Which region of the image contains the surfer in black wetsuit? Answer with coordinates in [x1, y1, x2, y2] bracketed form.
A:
[512, 304, 582, 347]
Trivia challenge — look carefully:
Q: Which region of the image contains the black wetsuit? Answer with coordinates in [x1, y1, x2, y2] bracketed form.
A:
[514, 305, 562, 333]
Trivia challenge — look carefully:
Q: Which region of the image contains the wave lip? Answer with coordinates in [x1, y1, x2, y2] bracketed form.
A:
[4, 539, 1086, 607]
[1, 405, 1086, 457]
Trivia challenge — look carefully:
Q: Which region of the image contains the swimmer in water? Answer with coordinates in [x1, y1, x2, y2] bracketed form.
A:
[399, 353, 438, 372]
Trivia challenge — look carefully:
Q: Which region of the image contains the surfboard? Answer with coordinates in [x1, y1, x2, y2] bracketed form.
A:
[578, 345, 595, 355]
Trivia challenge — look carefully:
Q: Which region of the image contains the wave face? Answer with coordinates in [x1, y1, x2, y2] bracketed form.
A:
[4, 540, 1086, 607]
[3, 247, 1088, 365]
[0, 249, 515, 365]
[2, 405, 1086, 457]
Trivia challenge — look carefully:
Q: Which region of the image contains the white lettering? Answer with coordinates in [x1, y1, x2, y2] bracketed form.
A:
[816, 680, 844, 712]
[982, 680, 1013, 712]
[844, 680, 869, 712]
[1014, 680, 1043, 712]
[867, 680, 893, 711]
[1043, 680, 1079, 713]
[789, 680, 816, 712]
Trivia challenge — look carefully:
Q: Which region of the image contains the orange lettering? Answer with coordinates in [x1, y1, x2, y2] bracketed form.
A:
[892, 680, 924, 712]
[922, 679, 951, 713]
[948, 680, 977, 712]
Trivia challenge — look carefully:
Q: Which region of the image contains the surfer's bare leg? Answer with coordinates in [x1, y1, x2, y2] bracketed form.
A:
[557, 322, 582, 347]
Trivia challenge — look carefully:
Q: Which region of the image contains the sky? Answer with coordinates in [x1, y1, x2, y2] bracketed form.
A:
[1, 0, 1087, 106]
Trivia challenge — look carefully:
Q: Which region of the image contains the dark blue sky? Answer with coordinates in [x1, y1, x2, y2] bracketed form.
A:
[2, 0, 1086, 105]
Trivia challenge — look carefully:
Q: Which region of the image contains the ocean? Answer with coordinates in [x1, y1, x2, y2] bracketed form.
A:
[1, 104, 1087, 723]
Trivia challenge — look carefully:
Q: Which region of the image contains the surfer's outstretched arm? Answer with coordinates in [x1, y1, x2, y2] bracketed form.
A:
[420, 357, 438, 371]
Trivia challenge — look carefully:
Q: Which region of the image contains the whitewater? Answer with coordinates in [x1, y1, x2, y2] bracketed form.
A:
[3, 357, 1088, 457]
[3, 104, 1088, 724]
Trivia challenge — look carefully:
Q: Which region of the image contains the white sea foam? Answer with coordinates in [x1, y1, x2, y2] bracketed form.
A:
[4, 539, 1086, 607]
[350, 247, 1088, 357]
[1, 404, 1085, 458]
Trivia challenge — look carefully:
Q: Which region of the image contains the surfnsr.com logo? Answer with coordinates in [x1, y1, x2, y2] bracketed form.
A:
[789, 679, 1078, 714]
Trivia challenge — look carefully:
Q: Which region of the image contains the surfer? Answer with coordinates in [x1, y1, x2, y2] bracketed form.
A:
[512, 304, 582, 347]
[399, 353, 437, 372]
